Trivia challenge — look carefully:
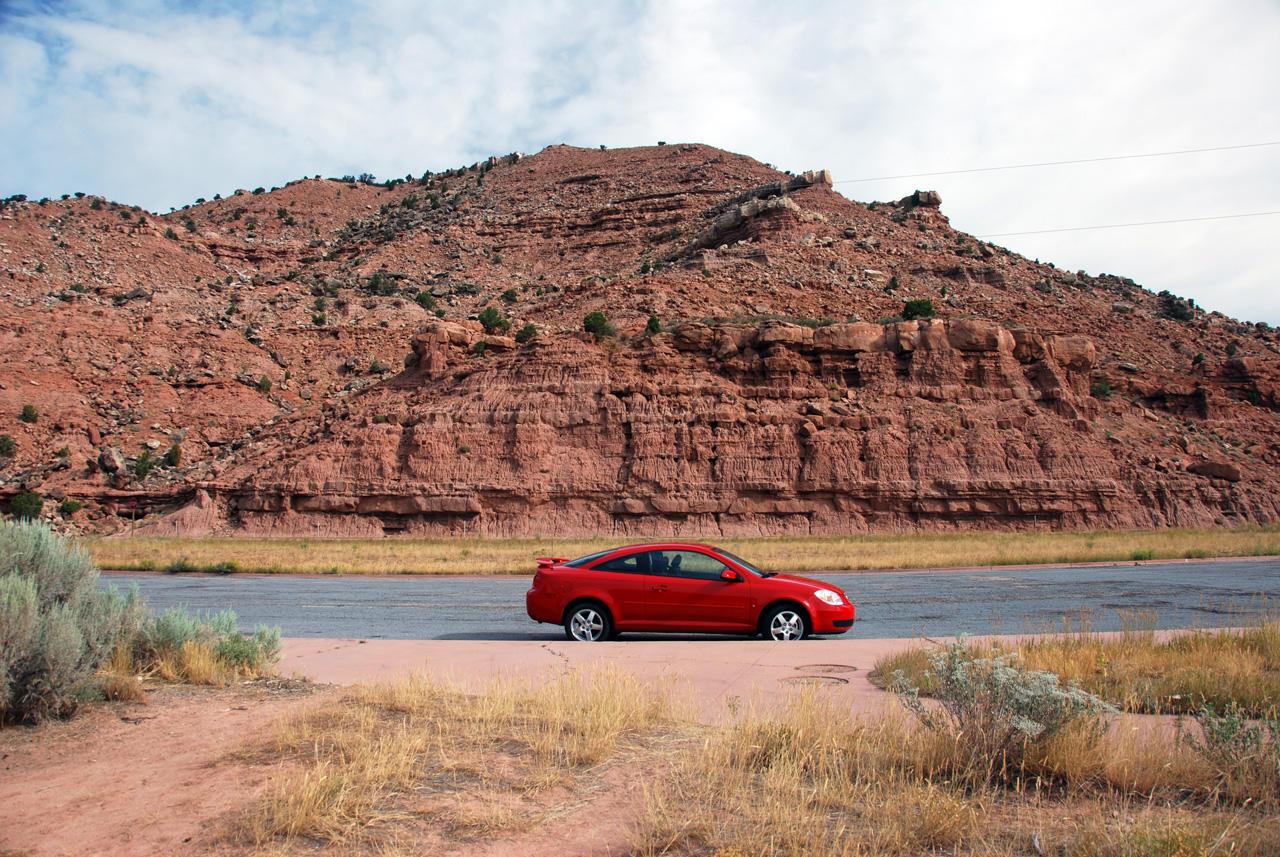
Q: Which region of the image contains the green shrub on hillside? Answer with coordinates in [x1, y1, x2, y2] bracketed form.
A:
[901, 299, 935, 320]
[477, 305, 511, 333]
[583, 311, 613, 338]
[10, 492, 43, 520]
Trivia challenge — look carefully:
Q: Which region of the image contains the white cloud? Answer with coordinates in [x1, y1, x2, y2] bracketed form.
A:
[2, 0, 1277, 324]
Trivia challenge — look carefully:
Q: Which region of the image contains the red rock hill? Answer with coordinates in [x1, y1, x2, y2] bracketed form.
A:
[1, 144, 1277, 537]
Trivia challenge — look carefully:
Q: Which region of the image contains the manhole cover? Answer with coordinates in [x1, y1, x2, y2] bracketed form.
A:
[780, 675, 849, 686]
[795, 664, 857, 674]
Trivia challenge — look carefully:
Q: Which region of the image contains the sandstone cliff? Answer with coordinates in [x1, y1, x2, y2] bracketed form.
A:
[1, 143, 1277, 536]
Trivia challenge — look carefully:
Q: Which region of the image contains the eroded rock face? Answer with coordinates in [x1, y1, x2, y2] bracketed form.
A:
[217, 319, 1280, 537]
[1, 141, 1277, 537]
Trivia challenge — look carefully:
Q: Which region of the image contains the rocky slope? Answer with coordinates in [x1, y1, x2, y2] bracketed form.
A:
[1, 143, 1277, 537]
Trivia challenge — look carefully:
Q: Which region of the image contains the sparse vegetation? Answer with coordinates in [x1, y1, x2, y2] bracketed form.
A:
[59, 498, 82, 515]
[874, 616, 1280, 718]
[0, 434, 14, 456]
[515, 323, 537, 344]
[20, 404, 38, 424]
[234, 666, 674, 851]
[1090, 380, 1112, 399]
[646, 313, 662, 335]
[77, 525, 1280, 576]
[257, 375, 272, 393]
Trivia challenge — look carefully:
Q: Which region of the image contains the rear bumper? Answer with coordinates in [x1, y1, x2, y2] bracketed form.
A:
[526, 586, 561, 625]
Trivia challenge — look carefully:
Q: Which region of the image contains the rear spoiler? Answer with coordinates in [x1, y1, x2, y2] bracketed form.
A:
[535, 557, 568, 569]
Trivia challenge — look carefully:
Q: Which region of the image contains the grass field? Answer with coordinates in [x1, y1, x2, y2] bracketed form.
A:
[81, 524, 1280, 575]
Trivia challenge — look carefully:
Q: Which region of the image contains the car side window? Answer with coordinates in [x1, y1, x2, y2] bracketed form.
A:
[593, 552, 648, 573]
[650, 550, 727, 581]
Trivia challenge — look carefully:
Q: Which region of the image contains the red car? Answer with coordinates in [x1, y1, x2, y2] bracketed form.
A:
[526, 542, 855, 641]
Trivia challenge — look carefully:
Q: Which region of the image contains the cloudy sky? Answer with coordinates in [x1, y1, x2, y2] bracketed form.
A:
[3, 0, 1278, 325]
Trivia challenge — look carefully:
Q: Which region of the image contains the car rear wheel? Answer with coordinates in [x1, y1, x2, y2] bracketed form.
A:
[761, 605, 808, 641]
[564, 602, 612, 642]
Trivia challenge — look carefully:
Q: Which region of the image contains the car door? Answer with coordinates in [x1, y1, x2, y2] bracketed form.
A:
[643, 548, 752, 631]
[586, 549, 650, 627]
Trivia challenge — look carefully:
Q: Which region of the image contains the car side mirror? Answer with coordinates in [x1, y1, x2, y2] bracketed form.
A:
[720, 570, 742, 582]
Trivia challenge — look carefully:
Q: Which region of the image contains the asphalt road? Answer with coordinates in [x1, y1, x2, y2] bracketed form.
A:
[99, 558, 1280, 641]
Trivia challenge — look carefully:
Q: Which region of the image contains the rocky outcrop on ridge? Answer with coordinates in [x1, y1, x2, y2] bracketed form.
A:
[0, 143, 1277, 537]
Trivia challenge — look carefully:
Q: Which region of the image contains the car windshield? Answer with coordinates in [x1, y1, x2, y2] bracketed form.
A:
[563, 549, 615, 568]
[713, 548, 769, 577]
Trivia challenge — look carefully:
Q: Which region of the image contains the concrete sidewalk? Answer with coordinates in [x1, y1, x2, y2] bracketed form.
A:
[281, 636, 932, 720]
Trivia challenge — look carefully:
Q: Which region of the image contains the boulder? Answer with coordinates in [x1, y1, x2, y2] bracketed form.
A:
[1188, 461, 1242, 482]
[947, 319, 1003, 352]
[98, 446, 124, 473]
[1047, 335, 1096, 372]
[672, 322, 715, 351]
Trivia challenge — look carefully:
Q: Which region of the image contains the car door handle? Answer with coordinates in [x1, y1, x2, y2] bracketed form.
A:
[651, 585, 669, 592]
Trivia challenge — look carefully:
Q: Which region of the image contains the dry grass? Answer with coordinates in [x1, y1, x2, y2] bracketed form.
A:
[136, 639, 273, 687]
[94, 644, 147, 702]
[233, 665, 681, 852]
[224, 659, 1280, 856]
[81, 524, 1280, 575]
[872, 616, 1280, 716]
[631, 691, 1280, 857]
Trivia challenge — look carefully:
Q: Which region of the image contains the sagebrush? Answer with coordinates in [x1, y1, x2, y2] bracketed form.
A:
[0, 521, 142, 722]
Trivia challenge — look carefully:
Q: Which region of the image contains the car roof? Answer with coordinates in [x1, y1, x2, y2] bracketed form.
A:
[606, 542, 723, 552]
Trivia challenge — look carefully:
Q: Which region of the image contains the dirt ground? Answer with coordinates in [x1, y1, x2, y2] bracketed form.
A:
[0, 680, 319, 857]
[0, 678, 663, 857]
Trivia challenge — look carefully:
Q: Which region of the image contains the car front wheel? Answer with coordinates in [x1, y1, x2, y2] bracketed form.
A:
[762, 605, 808, 641]
[564, 602, 612, 642]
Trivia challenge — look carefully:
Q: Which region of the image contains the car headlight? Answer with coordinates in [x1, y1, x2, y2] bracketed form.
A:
[815, 589, 843, 606]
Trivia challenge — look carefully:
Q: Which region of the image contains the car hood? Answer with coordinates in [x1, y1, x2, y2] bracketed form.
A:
[764, 573, 846, 594]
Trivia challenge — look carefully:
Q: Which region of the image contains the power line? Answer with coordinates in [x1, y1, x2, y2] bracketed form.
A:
[834, 141, 1280, 185]
[977, 210, 1280, 238]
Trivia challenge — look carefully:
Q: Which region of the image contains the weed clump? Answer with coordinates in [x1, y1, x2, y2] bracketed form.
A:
[132, 606, 280, 683]
[891, 641, 1115, 783]
[1183, 701, 1280, 805]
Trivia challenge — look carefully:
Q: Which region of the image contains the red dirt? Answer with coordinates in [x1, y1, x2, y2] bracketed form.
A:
[0, 681, 321, 857]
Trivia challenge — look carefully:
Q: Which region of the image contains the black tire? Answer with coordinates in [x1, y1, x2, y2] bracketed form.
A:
[760, 604, 809, 641]
[564, 602, 612, 642]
